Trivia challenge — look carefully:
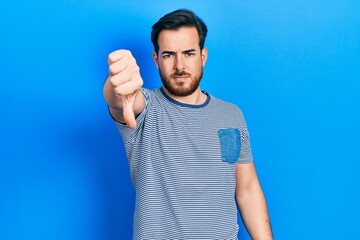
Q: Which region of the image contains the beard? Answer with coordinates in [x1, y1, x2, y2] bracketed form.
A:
[159, 68, 203, 97]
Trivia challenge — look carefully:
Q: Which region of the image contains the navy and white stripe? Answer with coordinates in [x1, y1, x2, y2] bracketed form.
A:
[115, 88, 253, 240]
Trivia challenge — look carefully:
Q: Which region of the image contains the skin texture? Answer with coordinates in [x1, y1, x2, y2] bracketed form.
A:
[103, 26, 273, 239]
[236, 163, 273, 239]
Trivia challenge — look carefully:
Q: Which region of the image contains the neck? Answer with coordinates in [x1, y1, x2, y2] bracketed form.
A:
[162, 87, 207, 105]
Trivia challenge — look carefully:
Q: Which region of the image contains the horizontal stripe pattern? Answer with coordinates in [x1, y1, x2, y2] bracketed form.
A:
[116, 88, 253, 239]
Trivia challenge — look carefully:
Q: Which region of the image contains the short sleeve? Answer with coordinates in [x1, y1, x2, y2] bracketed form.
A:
[237, 109, 253, 164]
[111, 88, 152, 143]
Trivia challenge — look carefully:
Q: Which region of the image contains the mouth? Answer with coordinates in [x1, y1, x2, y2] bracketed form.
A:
[173, 75, 189, 79]
[172, 72, 191, 81]
[172, 76, 190, 84]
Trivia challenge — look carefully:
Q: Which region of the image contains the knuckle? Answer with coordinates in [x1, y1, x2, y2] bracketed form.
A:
[134, 64, 140, 71]
[108, 65, 116, 75]
[136, 81, 143, 90]
[114, 86, 125, 96]
[114, 91, 123, 97]
[123, 49, 132, 56]
[134, 77, 143, 89]
[109, 76, 117, 88]
[108, 52, 117, 64]
[130, 64, 140, 75]
[126, 55, 136, 66]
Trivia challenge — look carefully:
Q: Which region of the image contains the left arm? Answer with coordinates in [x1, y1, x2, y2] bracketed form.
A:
[235, 162, 273, 240]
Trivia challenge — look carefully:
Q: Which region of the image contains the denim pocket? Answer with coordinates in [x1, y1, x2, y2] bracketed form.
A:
[218, 128, 241, 164]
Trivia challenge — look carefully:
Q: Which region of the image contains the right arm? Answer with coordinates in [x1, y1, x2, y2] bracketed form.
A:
[103, 50, 145, 128]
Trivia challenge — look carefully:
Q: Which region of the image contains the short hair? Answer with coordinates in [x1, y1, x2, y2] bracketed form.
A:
[151, 9, 208, 54]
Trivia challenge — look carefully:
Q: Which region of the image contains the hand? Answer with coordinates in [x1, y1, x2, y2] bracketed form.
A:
[108, 50, 143, 128]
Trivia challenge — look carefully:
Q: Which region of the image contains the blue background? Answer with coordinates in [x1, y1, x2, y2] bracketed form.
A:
[1, 1, 359, 239]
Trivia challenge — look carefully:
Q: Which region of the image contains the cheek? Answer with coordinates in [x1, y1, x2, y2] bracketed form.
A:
[192, 60, 204, 72]
[192, 58, 204, 67]
[159, 61, 173, 72]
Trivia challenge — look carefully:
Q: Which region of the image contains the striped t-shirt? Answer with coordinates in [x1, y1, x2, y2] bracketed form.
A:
[115, 87, 253, 239]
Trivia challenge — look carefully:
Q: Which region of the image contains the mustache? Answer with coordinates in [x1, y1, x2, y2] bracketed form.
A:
[171, 70, 190, 77]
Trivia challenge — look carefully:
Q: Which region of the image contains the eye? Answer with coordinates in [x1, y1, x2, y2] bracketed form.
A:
[162, 53, 174, 59]
[185, 52, 195, 57]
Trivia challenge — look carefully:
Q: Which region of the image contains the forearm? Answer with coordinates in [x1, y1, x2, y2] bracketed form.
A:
[236, 180, 273, 240]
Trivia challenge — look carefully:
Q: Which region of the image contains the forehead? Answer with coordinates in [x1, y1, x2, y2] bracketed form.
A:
[157, 27, 200, 51]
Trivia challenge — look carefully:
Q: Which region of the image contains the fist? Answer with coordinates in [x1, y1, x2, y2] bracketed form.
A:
[108, 49, 143, 96]
[108, 50, 143, 128]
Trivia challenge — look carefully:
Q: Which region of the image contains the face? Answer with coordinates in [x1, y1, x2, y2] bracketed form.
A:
[152, 27, 208, 97]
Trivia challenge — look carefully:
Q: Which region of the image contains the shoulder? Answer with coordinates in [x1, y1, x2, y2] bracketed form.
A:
[141, 87, 166, 102]
[210, 94, 244, 116]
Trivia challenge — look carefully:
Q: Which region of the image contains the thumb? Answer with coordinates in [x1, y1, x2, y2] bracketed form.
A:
[122, 96, 137, 129]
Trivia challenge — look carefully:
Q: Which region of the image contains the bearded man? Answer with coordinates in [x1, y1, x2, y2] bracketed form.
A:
[103, 9, 273, 240]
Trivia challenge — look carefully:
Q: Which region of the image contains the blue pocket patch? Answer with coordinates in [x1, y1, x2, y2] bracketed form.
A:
[218, 128, 241, 164]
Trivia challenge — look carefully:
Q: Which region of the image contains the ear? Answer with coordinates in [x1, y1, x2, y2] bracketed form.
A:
[152, 51, 159, 69]
[201, 47, 208, 67]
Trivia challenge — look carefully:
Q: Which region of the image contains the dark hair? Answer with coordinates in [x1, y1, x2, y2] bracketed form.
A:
[151, 9, 208, 54]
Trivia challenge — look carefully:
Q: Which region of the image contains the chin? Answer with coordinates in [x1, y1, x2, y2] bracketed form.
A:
[160, 71, 201, 97]
[167, 85, 199, 97]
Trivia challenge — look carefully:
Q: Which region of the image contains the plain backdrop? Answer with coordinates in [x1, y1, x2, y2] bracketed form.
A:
[1, 1, 359, 239]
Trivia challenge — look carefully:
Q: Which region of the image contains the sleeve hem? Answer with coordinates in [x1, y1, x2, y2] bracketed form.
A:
[237, 158, 253, 164]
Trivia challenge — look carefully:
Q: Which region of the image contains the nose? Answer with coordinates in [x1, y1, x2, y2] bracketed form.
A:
[174, 54, 185, 71]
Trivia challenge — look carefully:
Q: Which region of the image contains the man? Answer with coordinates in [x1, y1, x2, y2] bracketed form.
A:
[103, 9, 273, 240]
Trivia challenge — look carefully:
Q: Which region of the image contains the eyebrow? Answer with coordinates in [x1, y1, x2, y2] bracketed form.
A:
[161, 49, 196, 55]
[161, 50, 175, 55]
[183, 49, 196, 54]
